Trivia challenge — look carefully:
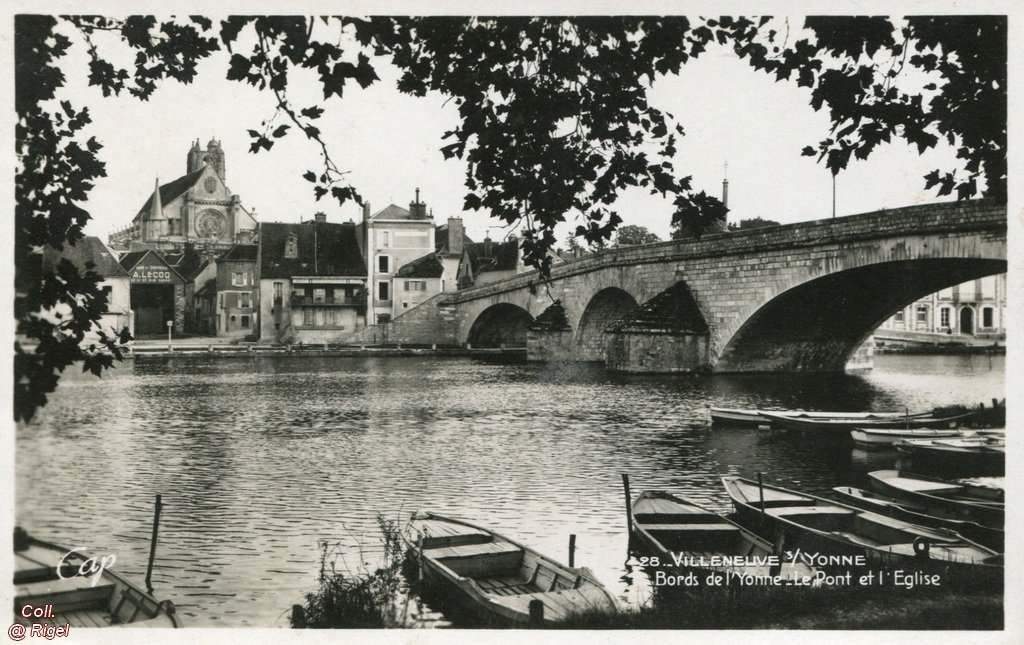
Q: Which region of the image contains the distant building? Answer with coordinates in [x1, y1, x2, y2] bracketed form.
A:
[458, 236, 522, 287]
[192, 244, 259, 338]
[118, 249, 189, 336]
[40, 236, 133, 339]
[434, 218, 472, 293]
[357, 192, 436, 324]
[258, 214, 368, 343]
[109, 139, 259, 257]
[878, 274, 1007, 339]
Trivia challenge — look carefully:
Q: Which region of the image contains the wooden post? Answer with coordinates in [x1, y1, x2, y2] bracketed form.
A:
[144, 494, 163, 593]
[757, 473, 766, 524]
[528, 599, 544, 626]
[568, 534, 576, 568]
[622, 474, 633, 535]
[291, 604, 306, 628]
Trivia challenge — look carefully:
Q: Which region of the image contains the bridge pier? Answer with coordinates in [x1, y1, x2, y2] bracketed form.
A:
[606, 330, 711, 373]
[526, 302, 575, 362]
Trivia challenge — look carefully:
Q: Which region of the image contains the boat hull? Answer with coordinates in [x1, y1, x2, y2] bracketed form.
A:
[866, 470, 1004, 527]
[407, 512, 616, 626]
[721, 476, 1002, 586]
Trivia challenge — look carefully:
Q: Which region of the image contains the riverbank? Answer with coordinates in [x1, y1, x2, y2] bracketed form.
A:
[130, 340, 526, 358]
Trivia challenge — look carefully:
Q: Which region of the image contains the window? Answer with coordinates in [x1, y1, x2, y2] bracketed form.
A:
[313, 288, 326, 303]
[273, 282, 283, 303]
[378, 281, 390, 301]
[894, 309, 904, 323]
[982, 307, 994, 328]
[303, 308, 314, 326]
[230, 314, 236, 322]
[403, 302, 409, 309]
[232, 272, 246, 286]
[915, 305, 928, 327]
[218, 293, 224, 308]
[405, 280, 426, 292]
[240, 292, 251, 309]
[382, 231, 390, 248]
[285, 234, 298, 259]
[940, 307, 951, 328]
[378, 255, 390, 273]
[241, 315, 250, 328]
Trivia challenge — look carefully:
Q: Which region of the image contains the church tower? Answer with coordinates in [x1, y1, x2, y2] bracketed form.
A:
[187, 138, 227, 180]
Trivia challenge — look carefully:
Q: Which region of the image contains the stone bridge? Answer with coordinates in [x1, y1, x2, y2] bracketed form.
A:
[367, 200, 1006, 372]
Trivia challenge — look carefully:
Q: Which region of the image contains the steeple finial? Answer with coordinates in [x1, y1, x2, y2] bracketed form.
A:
[722, 160, 729, 210]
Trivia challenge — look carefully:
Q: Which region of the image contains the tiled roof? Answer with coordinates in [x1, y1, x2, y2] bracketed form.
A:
[371, 204, 413, 220]
[134, 168, 206, 220]
[163, 246, 207, 281]
[220, 244, 258, 261]
[395, 253, 444, 278]
[118, 250, 150, 271]
[260, 221, 367, 279]
[608, 282, 708, 334]
[434, 223, 474, 254]
[42, 236, 130, 278]
[466, 239, 518, 274]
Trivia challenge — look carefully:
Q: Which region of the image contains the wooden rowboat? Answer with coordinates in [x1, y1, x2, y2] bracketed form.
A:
[867, 470, 1004, 527]
[849, 427, 969, 449]
[895, 437, 1005, 476]
[631, 490, 815, 581]
[721, 476, 1002, 583]
[709, 407, 925, 428]
[13, 528, 181, 628]
[758, 410, 977, 433]
[831, 486, 1003, 552]
[406, 512, 616, 626]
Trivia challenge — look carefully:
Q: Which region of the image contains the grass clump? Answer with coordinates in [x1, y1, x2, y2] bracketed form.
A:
[292, 514, 415, 628]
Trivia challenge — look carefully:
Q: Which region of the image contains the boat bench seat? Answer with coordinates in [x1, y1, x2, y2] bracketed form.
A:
[636, 523, 737, 532]
[428, 541, 523, 560]
[15, 575, 115, 615]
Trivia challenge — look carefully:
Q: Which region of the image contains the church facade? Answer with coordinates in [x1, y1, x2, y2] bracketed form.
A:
[109, 139, 259, 256]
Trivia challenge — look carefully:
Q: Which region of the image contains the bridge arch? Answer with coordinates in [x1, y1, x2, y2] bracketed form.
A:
[467, 303, 533, 348]
[575, 287, 639, 361]
[716, 258, 1007, 372]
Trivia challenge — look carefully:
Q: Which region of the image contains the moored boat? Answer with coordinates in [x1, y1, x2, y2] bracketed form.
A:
[709, 407, 925, 429]
[759, 410, 977, 433]
[849, 427, 970, 449]
[721, 476, 1002, 584]
[630, 490, 815, 582]
[406, 512, 616, 626]
[867, 470, 1004, 527]
[896, 436, 1005, 476]
[831, 486, 1003, 552]
[13, 528, 181, 628]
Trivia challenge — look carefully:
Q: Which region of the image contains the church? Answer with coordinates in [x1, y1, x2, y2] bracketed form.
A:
[108, 138, 259, 255]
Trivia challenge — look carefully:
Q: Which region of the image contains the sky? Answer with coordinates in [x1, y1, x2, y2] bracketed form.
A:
[53, 16, 962, 247]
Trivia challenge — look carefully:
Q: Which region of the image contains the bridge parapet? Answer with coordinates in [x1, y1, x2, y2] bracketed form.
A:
[451, 199, 1006, 304]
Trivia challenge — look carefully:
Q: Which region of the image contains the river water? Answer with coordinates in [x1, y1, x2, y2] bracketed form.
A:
[14, 353, 1004, 627]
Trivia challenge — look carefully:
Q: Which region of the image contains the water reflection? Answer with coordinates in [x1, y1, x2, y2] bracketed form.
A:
[15, 353, 1003, 626]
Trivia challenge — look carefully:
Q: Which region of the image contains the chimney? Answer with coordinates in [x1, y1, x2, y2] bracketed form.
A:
[236, 230, 253, 245]
[483, 236, 492, 259]
[409, 188, 427, 219]
[362, 202, 371, 221]
[314, 212, 326, 224]
[722, 160, 729, 210]
[447, 217, 464, 257]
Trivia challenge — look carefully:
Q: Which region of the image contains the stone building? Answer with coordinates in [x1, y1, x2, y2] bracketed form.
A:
[877, 274, 1007, 340]
[118, 249, 189, 336]
[193, 244, 259, 337]
[258, 214, 368, 343]
[40, 236, 133, 339]
[356, 192, 436, 324]
[109, 139, 259, 257]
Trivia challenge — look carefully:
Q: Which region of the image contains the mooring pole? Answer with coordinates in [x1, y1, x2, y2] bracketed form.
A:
[757, 473, 766, 524]
[621, 474, 633, 535]
[568, 534, 577, 568]
[145, 494, 163, 593]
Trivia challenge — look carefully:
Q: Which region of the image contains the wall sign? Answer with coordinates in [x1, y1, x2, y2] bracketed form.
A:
[132, 264, 174, 283]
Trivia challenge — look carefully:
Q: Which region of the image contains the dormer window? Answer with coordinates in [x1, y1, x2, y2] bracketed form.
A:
[285, 233, 298, 259]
